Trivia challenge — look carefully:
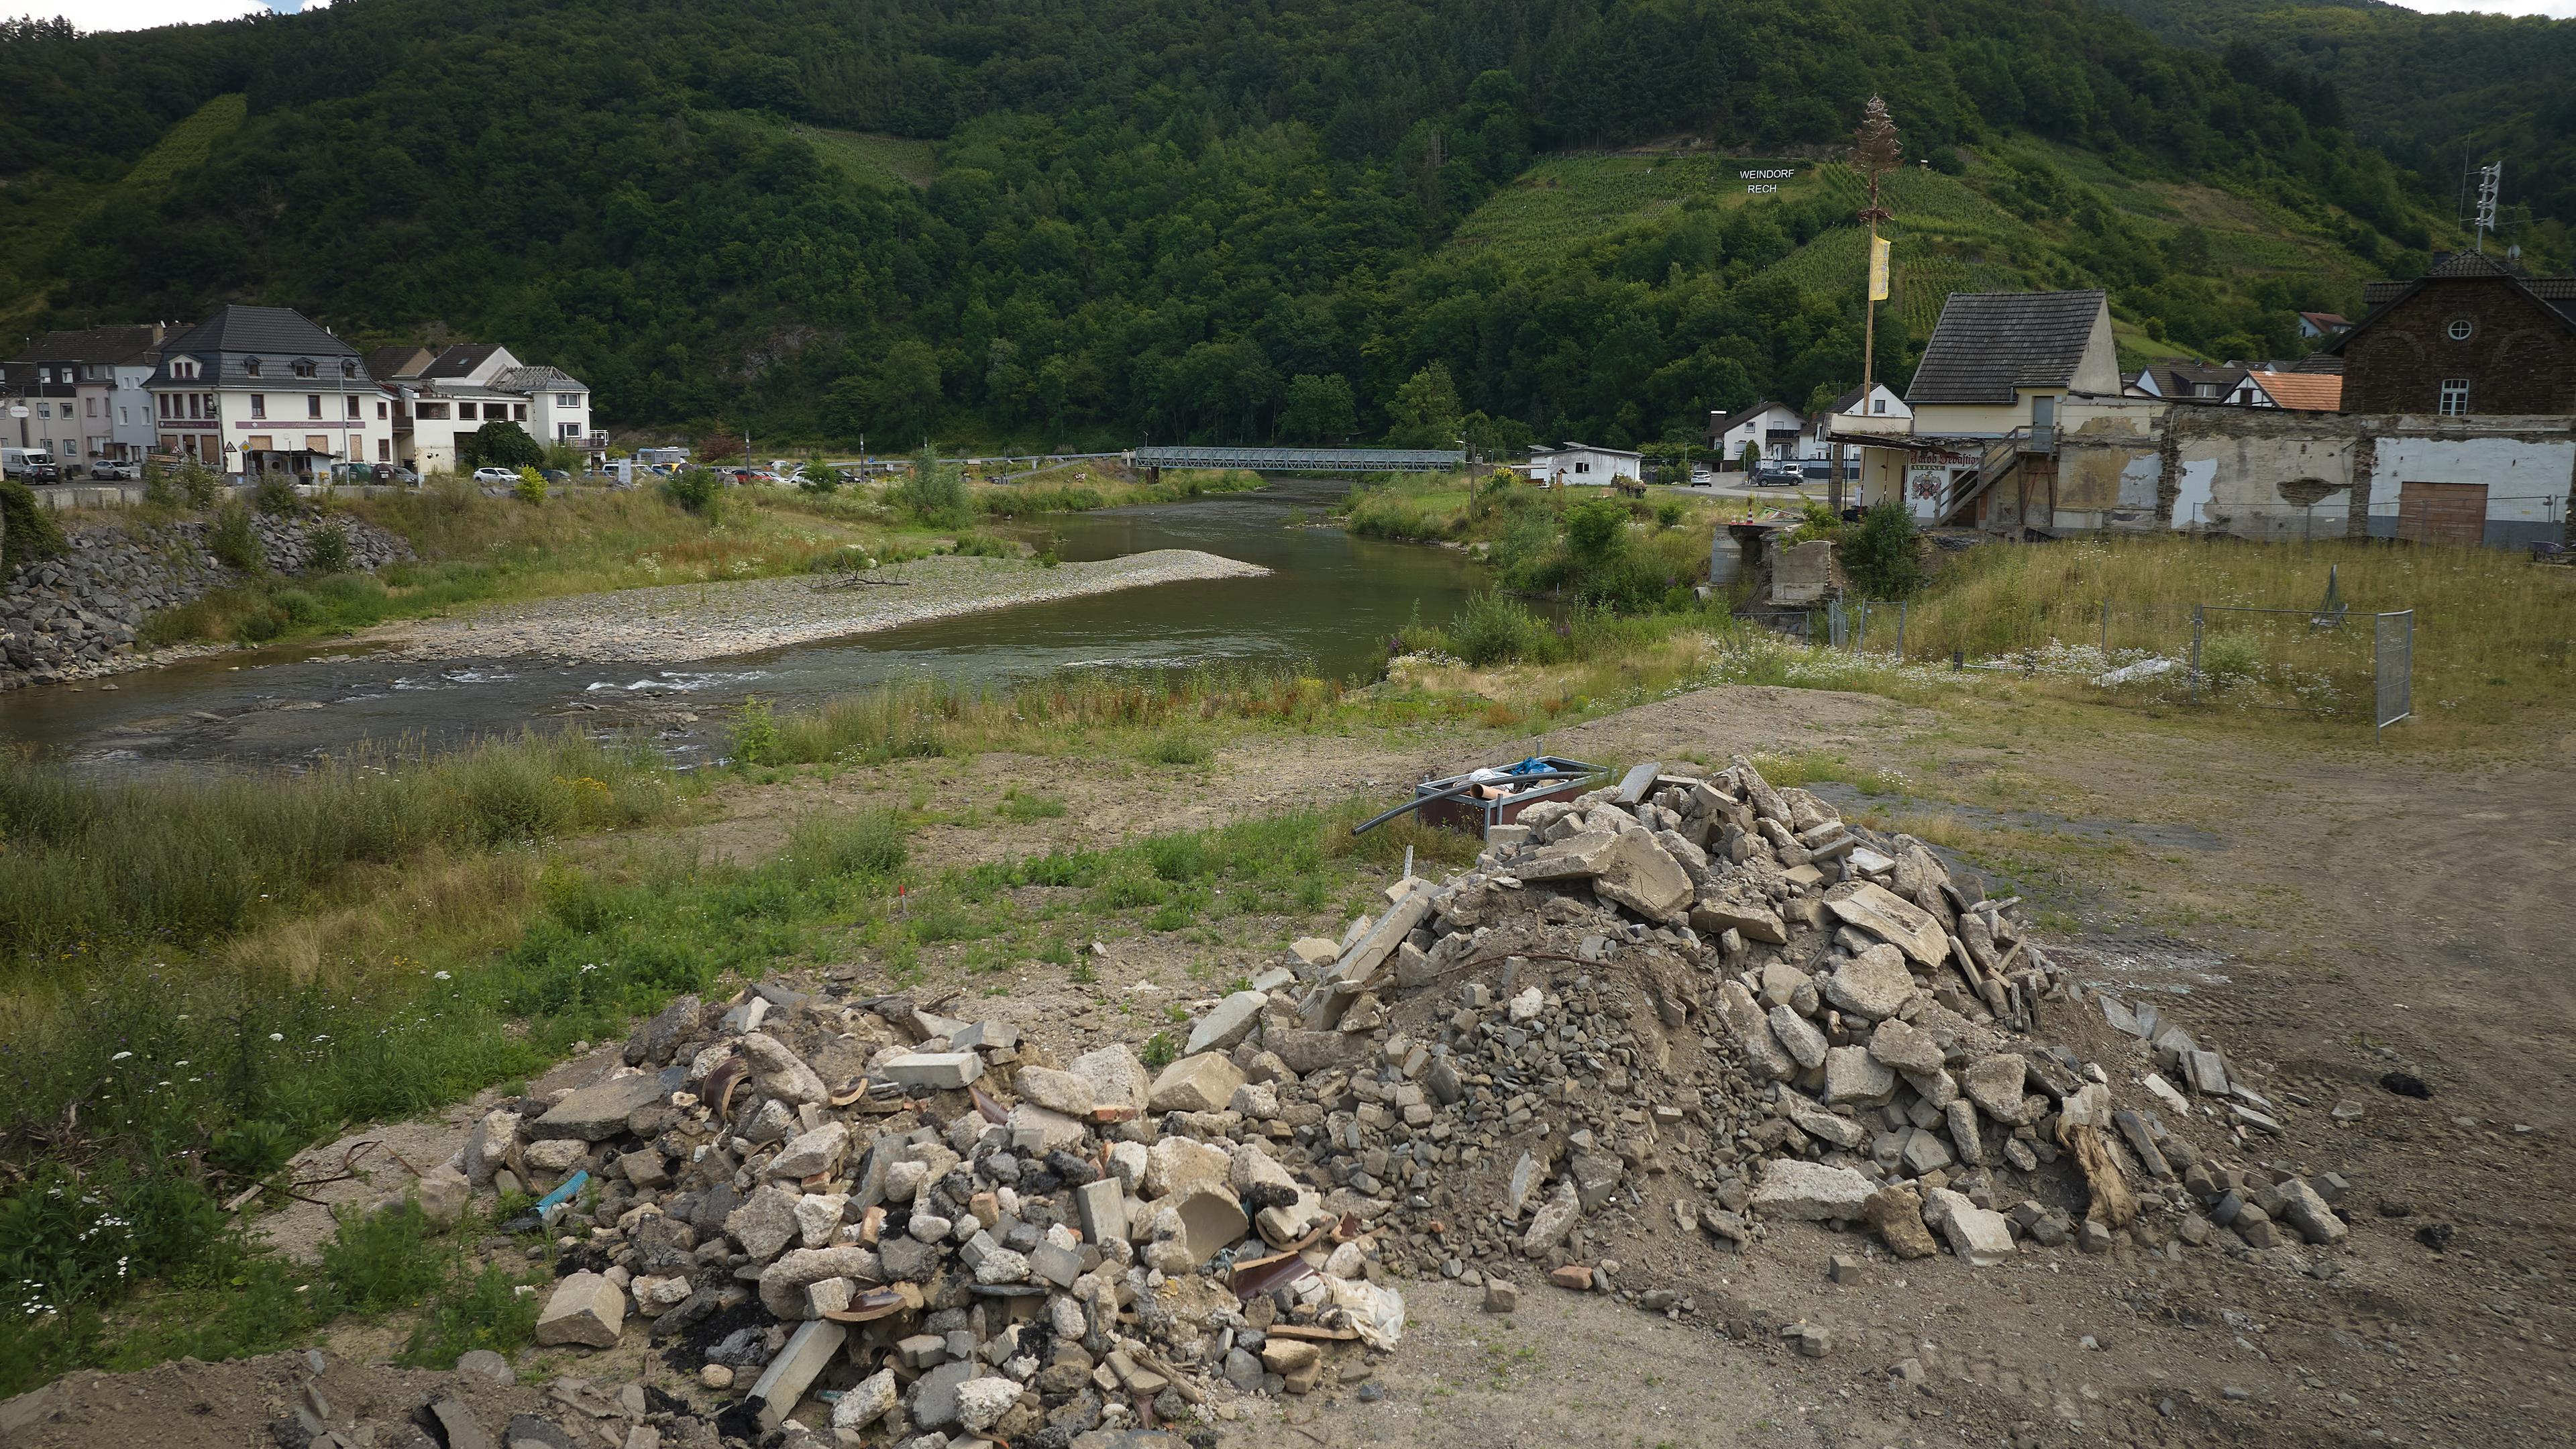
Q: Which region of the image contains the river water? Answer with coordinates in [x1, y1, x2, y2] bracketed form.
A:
[0, 476, 1487, 769]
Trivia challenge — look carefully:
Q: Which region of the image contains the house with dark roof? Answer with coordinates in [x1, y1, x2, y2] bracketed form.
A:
[2127, 363, 2264, 407]
[2, 323, 170, 470]
[1707, 400, 1809, 467]
[2333, 250, 2576, 417]
[2296, 311, 2351, 340]
[1845, 290, 2164, 533]
[145, 305, 396, 476]
[378, 342, 600, 472]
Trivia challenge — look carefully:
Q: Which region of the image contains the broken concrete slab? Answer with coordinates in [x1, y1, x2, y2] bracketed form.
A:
[1750, 1161, 1872, 1221]
[534, 1272, 625, 1348]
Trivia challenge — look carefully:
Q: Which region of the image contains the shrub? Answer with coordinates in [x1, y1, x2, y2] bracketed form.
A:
[663, 468, 723, 520]
[733, 697, 780, 765]
[399, 1262, 545, 1368]
[894, 448, 969, 525]
[209, 502, 263, 571]
[781, 810, 908, 883]
[1840, 501, 1926, 600]
[322, 1202, 448, 1315]
[303, 523, 353, 574]
[513, 467, 547, 504]
[1655, 499, 1686, 529]
[252, 475, 300, 516]
[946, 531, 1016, 558]
[0, 481, 68, 570]
[141, 461, 180, 510]
[1144, 729, 1211, 765]
[2199, 633, 2265, 688]
[1450, 591, 1542, 667]
[177, 458, 219, 508]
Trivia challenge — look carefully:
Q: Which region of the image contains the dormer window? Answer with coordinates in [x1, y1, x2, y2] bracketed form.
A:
[341, 360, 357, 378]
[293, 359, 317, 378]
[244, 358, 260, 377]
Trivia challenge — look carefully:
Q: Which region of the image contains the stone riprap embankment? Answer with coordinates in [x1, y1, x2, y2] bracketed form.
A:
[386, 549, 1269, 664]
[0, 514, 409, 690]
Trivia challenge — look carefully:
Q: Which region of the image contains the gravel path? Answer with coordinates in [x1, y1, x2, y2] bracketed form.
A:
[382, 549, 1267, 663]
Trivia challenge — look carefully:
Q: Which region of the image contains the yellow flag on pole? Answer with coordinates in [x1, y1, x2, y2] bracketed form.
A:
[1867, 230, 1891, 302]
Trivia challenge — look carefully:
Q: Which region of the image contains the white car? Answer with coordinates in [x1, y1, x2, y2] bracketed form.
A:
[472, 466, 521, 484]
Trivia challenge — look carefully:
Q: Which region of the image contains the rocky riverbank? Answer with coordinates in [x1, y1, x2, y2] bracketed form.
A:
[377, 549, 1271, 665]
[0, 513, 410, 690]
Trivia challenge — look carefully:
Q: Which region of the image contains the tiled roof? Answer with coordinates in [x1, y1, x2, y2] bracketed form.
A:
[2341, 256, 2576, 351]
[2248, 371, 2343, 412]
[1711, 400, 1799, 435]
[492, 364, 584, 392]
[162, 305, 355, 358]
[420, 343, 509, 380]
[11, 323, 168, 366]
[367, 345, 437, 381]
[2298, 311, 2351, 331]
[1907, 290, 2105, 405]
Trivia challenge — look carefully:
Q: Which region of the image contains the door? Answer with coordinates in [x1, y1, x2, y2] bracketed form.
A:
[2396, 481, 2487, 546]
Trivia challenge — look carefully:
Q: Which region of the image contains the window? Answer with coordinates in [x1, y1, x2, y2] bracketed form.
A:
[2447, 319, 2473, 341]
[2438, 378, 2470, 415]
[244, 358, 260, 377]
[559, 421, 580, 439]
[85, 398, 97, 417]
[158, 394, 170, 419]
[293, 359, 317, 378]
[345, 395, 360, 419]
[186, 394, 200, 420]
[376, 400, 388, 419]
[118, 406, 128, 425]
[513, 403, 527, 421]
[307, 394, 323, 419]
[557, 392, 582, 408]
[417, 402, 449, 420]
[377, 438, 390, 462]
[341, 360, 357, 379]
[249, 394, 266, 419]
[1872, 398, 1887, 415]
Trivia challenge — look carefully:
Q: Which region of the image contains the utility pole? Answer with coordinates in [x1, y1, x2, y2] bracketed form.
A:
[1848, 96, 1900, 517]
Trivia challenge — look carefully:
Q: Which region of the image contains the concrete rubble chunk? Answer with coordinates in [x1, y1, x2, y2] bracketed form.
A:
[1823, 1045, 1896, 1108]
[1185, 990, 1270, 1056]
[1142, 1135, 1232, 1199]
[831, 1368, 900, 1432]
[1146, 1052, 1245, 1114]
[1768, 1006, 1829, 1071]
[1825, 882, 1951, 967]
[2275, 1179, 2349, 1244]
[1289, 936, 1340, 967]
[765, 1120, 849, 1180]
[533, 1271, 624, 1348]
[1750, 1161, 1873, 1221]
[739, 1031, 830, 1104]
[759, 1246, 881, 1319]
[1520, 1181, 1581, 1256]
[1166, 1182, 1251, 1265]
[1718, 981, 1794, 1080]
[881, 1052, 984, 1091]
[1690, 896, 1788, 945]
[531, 1072, 669, 1142]
[1864, 1185, 1938, 1258]
[1013, 1065, 1095, 1118]
[747, 1318, 848, 1431]
[1963, 1055, 2034, 1124]
[1866, 1018, 1947, 1075]
[1925, 1187, 2015, 1266]
[1516, 829, 1693, 922]
[1824, 945, 1915, 1020]
[430, 1398, 492, 1449]
[1069, 1044, 1150, 1117]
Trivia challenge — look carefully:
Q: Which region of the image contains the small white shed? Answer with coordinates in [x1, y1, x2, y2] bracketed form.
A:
[1524, 442, 1644, 486]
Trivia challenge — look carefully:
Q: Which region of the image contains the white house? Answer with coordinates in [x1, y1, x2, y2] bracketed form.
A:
[1709, 400, 1808, 465]
[1523, 442, 1643, 486]
[1815, 382, 1908, 479]
[370, 342, 601, 473]
[146, 306, 397, 478]
[2128, 364, 2265, 407]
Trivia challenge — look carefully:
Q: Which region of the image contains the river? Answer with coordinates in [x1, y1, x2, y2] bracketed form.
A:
[0, 476, 1487, 770]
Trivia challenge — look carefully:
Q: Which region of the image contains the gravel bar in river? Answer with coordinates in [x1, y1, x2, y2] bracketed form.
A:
[382, 549, 1267, 663]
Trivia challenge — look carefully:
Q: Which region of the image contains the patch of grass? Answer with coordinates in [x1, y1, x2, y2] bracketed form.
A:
[400, 1260, 548, 1367]
[1144, 729, 1213, 766]
[996, 788, 1067, 822]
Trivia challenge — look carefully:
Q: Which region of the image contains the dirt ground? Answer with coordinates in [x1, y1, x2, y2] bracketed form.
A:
[11, 684, 2572, 1449]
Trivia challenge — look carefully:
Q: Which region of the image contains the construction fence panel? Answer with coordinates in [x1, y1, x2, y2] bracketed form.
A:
[2375, 610, 2414, 735]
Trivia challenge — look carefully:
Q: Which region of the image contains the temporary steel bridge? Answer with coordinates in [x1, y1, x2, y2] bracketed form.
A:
[1130, 445, 1464, 474]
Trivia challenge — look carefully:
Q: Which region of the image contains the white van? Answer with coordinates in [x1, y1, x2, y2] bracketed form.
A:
[1, 447, 59, 482]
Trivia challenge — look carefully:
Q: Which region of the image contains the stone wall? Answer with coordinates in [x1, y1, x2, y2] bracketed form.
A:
[0, 513, 411, 689]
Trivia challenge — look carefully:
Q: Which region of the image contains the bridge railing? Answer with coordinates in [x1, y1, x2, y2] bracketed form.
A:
[1130, 445, 1464, 473]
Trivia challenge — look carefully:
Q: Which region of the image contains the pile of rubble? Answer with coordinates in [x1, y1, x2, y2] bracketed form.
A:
[435, 756, 2355, 1447]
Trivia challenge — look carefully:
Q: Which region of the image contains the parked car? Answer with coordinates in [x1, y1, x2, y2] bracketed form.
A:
[542, 469, 571, 486]
[472, 466, 521, 484]
[376, 464, 421, 485]
[1750, 460, 1805, 488]
[89, 460, 141, 481]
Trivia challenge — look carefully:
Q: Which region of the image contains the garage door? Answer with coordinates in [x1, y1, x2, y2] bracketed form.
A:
[2396, 481, 2487, 546]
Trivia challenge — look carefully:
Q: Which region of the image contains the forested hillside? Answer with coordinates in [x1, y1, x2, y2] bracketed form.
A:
[0, 0, 2465, 449]
[2102, 0, 2576, 247]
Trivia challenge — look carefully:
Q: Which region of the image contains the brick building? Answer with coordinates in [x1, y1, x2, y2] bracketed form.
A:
[2333, 250, 2576, 417]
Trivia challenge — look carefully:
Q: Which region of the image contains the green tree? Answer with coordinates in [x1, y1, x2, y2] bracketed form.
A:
[845, 341, 944, 444]
[1839, 500, 1926, 599]
[1279, 374, 1356, 443]
[460, 421, 542, 470]
[1385, 362, 1464, 449]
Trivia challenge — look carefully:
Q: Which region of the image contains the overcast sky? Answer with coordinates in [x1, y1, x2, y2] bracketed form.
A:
[23, 0, 2575, 33]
